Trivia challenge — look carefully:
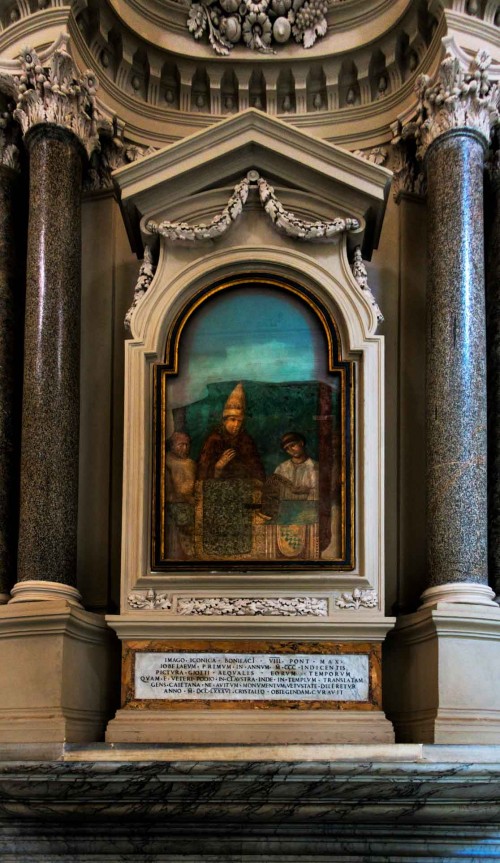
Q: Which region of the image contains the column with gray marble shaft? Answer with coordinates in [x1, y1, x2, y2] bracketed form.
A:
[486, 149, 500, 597]
[5, 43, 100, 604]
[0, 132, 22, 604]
[416, 51, 498, 605]
[14, 125, 84, 600]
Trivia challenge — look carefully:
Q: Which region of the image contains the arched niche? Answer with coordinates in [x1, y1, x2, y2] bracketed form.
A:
[151, 274, 354, 572]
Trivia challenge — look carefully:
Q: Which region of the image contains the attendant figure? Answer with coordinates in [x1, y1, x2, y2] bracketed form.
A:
[274, 432, 319, 500]
[165, 431, 196, 559]
[271, 432, 319, 559]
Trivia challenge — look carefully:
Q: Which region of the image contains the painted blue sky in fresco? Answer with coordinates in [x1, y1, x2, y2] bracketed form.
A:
[169, 286, 329, 409]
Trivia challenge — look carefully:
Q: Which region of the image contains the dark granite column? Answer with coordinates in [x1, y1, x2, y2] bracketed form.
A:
[486, 149, 500, 598]
[9, 126, 84, 604]
[416, 53, 497, 607]
[0, 139, 23, 604]
[6, 44, 100, 605]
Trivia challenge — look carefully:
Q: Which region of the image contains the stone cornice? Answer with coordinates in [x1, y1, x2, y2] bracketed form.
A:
[0, 1, 433, 150]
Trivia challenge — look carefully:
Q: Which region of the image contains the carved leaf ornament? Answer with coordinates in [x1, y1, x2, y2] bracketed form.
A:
[184, 0, 345, 56]
[335, 588, 378, 610]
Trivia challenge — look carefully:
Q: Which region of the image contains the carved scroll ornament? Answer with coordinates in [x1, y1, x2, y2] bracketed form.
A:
[0, 127, 19, 172]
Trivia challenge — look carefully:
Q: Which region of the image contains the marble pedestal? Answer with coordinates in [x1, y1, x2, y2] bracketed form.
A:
[384, 601, 500, 743]
[106, 707, 394, 744]
[0, 602, 118, 743]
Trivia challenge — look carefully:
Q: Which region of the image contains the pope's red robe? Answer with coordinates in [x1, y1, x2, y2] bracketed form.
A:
[196, 426, 265, 483]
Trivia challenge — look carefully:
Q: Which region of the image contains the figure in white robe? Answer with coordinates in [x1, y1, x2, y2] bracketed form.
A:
[272, 432, 319, 558]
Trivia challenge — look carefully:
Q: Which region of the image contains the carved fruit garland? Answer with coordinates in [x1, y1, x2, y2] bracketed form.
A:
[186, 0, 343, 55]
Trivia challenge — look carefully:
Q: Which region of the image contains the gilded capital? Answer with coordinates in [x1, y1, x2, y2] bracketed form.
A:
[0, 34, 100, 159]
[414, 49, 500, 159]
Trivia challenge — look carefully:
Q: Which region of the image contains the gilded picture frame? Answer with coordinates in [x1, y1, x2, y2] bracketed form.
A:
[152, 275, 355, 572]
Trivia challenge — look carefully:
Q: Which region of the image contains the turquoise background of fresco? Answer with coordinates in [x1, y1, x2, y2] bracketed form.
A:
[168, 285, 340, 474]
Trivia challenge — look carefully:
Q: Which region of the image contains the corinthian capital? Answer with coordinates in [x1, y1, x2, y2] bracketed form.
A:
[0, 34, 100, 159]
[414, 48, 500, 159]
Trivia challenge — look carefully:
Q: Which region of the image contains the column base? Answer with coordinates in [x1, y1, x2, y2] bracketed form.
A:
[420, 582, 498, 608]
[384, 601, 500, 743]
[0, 601, 118, 743]
[106, 708, 394, 745]
[9, 579, 83, 607]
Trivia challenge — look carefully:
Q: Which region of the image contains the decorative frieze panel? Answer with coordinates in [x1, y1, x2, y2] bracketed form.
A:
[176, 597, 329, 616]
[128, 590, 172, 609]
[125, 593, 329, 616]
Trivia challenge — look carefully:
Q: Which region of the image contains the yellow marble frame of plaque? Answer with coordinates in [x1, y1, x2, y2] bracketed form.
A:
[121, 640, 382, 711]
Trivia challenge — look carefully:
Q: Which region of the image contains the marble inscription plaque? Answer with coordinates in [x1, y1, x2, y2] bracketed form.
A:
[135, 652, 369, 701]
